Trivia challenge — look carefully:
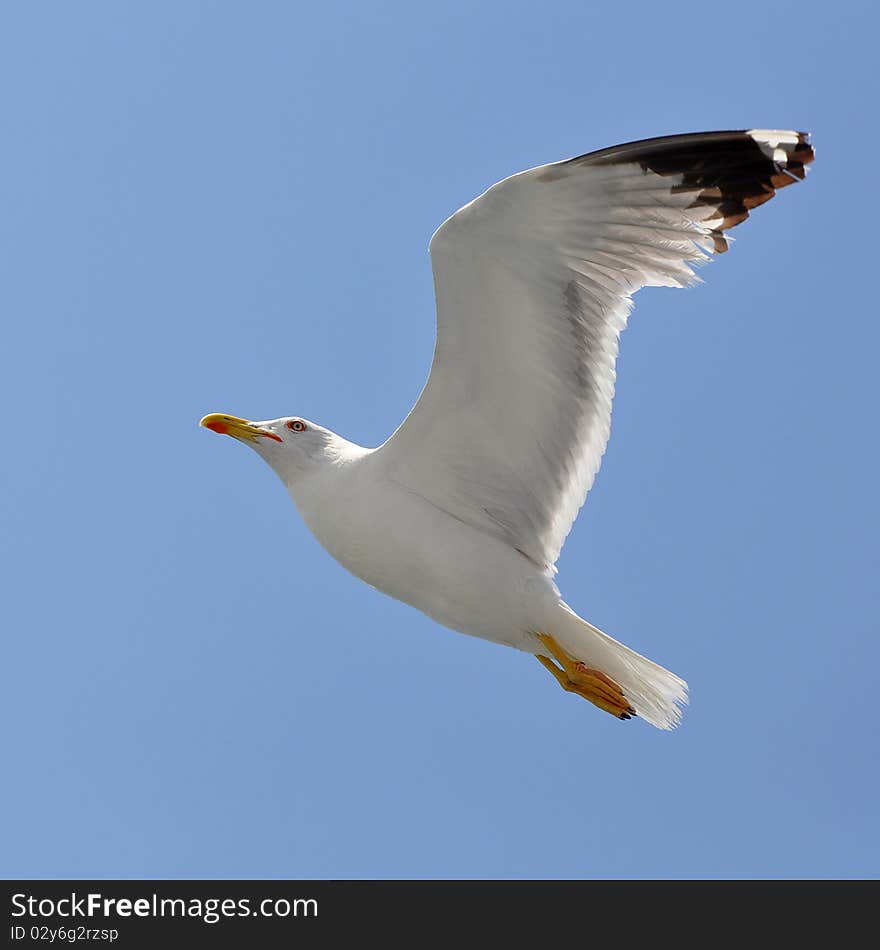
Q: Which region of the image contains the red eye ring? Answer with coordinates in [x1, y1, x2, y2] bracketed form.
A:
[287, 420, 306, 432]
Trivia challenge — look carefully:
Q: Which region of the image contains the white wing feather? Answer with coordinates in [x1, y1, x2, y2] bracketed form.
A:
[376, 131, 812, 570]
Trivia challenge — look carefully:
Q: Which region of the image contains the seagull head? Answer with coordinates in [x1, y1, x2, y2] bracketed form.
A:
[199, 412, 343, 480]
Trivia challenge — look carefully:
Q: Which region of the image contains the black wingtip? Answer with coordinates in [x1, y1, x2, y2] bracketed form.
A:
[569, 129, 815, 254]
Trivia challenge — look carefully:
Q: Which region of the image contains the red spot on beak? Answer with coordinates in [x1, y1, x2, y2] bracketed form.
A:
[204, 420, 229, 435]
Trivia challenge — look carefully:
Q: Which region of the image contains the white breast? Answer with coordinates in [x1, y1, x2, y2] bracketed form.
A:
[285, 454, 559, 652]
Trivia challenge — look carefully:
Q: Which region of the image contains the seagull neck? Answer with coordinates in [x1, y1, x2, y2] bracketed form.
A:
[281, 440, 372, 505]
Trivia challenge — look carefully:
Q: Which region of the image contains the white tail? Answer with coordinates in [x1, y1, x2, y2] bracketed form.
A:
[553, 602, 688, 730]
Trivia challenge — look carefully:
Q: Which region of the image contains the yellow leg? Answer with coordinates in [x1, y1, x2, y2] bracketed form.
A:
[536, 654, 570, 689]
[536, 634, 636, 721]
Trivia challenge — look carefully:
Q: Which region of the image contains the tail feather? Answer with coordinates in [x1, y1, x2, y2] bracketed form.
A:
[554, 602, 688, 730]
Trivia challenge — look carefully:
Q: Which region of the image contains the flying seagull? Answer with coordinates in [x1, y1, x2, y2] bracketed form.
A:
[201, 129, 814, 729]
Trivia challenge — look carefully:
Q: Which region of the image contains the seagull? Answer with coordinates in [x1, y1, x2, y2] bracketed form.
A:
[201, 129, 814, 729]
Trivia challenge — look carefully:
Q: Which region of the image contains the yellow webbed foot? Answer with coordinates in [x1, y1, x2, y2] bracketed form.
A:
[536, 633, 636, 720]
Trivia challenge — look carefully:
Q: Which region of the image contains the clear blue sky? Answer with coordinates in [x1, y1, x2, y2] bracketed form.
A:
[2, 1, 877, 879]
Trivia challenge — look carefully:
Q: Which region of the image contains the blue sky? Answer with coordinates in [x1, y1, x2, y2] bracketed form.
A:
[2, 1, 877, 879]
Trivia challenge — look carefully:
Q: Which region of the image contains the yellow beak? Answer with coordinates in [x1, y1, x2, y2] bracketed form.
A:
[199, 413, 283, 443]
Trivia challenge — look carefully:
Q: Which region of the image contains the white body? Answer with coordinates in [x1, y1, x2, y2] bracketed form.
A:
[267, 427, 690, 730]
[289, 449, 559, 652]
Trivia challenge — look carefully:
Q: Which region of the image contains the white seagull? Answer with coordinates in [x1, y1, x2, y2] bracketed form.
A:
[201, 129, 814, 729]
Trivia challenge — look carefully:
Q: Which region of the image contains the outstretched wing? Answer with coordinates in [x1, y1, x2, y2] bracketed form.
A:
[376, 130, 814, 571]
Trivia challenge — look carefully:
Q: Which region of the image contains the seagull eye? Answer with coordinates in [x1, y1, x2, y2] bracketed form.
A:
[287, 420, 306, 432]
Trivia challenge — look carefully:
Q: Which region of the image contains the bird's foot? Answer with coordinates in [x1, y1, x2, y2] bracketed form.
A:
[536, 633, 636, 720]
